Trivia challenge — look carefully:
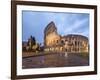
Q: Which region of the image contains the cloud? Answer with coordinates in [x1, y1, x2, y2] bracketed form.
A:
[64, 18, 88, 33]
[22, 11, 89, 43]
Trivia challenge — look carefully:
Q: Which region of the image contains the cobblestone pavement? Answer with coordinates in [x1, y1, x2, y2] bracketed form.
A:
[22, 52, 89, 69]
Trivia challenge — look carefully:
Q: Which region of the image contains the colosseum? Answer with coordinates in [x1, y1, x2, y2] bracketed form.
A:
[44, 21, 89, 53]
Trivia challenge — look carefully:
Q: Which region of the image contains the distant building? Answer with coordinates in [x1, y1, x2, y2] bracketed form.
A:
[22, 41, 28, 51]
[44, 21, 89, 53]
[22, 36, 39, 51]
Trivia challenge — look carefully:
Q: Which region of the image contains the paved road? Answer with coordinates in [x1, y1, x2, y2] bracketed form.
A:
[22, 53, 89, 69]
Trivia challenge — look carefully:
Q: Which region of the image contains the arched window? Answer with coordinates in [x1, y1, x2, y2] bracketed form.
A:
[57, 40, 58, 43]
[75, 41, 77, 46]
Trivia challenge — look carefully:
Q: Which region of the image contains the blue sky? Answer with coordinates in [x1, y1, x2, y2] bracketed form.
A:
[22, 11, 89, 44]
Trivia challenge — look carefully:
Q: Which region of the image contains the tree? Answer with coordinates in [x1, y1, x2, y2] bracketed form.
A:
[31, 36, 36, 45]
[27, 35, 36, 51]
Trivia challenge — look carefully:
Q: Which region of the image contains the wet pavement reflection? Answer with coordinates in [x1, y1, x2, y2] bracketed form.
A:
[22, 53, 89, 69]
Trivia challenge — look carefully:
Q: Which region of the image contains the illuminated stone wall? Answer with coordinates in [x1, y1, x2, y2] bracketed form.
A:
[44, 21, 89, 53]
[45, 32, 60, 46]
[62, 35, 89, 53]
[44, 21, 61, 46]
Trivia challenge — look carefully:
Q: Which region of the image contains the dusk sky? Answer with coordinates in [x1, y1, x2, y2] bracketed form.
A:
[22, 10, 89, 44]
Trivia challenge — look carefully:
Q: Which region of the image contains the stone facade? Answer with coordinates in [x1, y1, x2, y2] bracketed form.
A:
[44, 21, 61, 47]
[44, 21, 89, 53]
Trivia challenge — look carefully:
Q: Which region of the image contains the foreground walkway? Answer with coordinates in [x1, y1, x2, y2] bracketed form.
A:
[22, 52, 89, 69]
